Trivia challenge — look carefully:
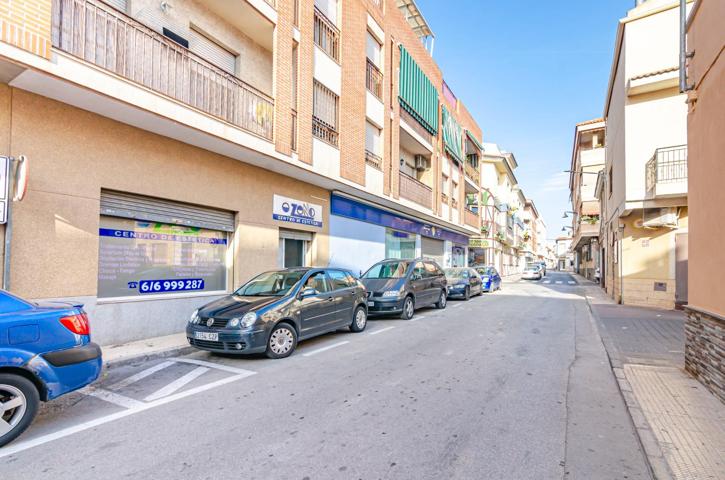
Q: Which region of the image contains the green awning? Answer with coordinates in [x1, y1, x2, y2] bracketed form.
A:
[398, 45, 438, 135]
[442, 105, 463, 163]
[466, 130, 483, 151]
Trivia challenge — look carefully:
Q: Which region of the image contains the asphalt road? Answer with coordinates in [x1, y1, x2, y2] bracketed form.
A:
[1, 271, 651, 480]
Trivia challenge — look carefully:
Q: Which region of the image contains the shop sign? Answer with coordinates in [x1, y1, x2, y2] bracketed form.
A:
[273, 195, 323, 228]
[469, 238, 490, 248]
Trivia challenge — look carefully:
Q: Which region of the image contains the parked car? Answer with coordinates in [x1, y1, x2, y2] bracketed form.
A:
[0, 290, 102, 447]
[444, 267, 483, 300]
[361, 258, 447, 319]
[522, 264, 543, 280]
[536, 261, 547, 276]
[473, 266, 502, 292]
[188, 268, 368, 359]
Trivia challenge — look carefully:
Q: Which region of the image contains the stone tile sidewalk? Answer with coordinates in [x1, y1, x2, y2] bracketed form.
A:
[576, 274, 725, 480]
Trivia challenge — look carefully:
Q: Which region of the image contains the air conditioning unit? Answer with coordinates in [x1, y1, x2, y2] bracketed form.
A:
[642, 207, 678, 229]
[414, 155, 428, 171]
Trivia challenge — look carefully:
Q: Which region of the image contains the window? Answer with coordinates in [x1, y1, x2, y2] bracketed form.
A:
[291, 42, 299, 108]
[366, 32, 382, 67]
[441, 174, 449, 196]
[412, 262, 426, 279]
[365, 121, 382, 161]
[328, 270, 352, 290]
[314, 3, 339, 61]
[97, 217, 228, 299]
[451, 181, 459, 201]
[608, 167, 613, 197]
[363, 261, 410, 279]
[235, 271, 304, 297]
[303, 271, 330, 293]
[188, 27, 236, 75]
[315, 0, 338, 24]
[424, 262, 439, 278]
[385, 229, 416, 259]
[313, 80, 339, 145]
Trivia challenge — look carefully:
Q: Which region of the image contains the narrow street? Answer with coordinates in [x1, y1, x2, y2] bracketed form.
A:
[0, 272, 650, 480]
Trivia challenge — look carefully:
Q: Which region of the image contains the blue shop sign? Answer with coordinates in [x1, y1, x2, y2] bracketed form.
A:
[331, 194, 469, 244]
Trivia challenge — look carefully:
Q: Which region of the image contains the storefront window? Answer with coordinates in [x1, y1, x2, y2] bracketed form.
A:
[385, 229, 416, 259]
[451, 244, 466, 267]
[98, 217, 228, 298]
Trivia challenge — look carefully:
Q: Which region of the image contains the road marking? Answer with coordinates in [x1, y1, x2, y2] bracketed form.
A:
[144, 366, 209, 402]
[107, 360, 175, 390]
[408, 316, 423, 322]
[369, 326, 395, 336]
[450, 303, 462, 308]
[543, 281, 551, 284]
[172, 357, 255, 375]
[555, 281, 563, 284]
[0, 372, 254, 459]
[302, 341, 349, 357]
[87, 389, 145, 409]
[568, 281, 576, 285]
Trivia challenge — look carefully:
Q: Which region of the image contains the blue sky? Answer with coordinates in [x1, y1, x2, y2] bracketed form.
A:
[416, 0, 632, 239]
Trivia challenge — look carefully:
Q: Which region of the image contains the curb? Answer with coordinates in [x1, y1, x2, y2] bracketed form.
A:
[101, 343, 196, 369]
[582, 294, 674, 480]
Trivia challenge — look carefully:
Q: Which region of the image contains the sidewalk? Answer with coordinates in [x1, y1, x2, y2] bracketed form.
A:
[576, 274, 725, 480]
[100, 332, 192, 367]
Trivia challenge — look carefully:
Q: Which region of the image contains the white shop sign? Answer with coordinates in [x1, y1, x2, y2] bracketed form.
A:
[273, 195, 323, 228]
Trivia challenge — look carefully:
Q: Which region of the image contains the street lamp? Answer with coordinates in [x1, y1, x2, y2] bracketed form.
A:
[564, 170, 600, 175]
[562, 211, 578, 219]
[561, 226, 573, 232]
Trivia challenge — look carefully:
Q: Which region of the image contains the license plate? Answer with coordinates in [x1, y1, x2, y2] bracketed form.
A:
[194, 331, 218, 341]
[368, 301, 375, 307]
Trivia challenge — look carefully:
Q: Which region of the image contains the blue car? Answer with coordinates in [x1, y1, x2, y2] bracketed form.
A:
[0, 290, 102, 447]
[473, 266, 502, 292]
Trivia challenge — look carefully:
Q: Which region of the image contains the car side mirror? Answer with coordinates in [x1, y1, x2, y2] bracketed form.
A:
[299, 287, 318, 299]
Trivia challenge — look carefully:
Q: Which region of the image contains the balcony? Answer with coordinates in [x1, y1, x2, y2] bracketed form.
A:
[366, 59, 383, 100]
[464, 161, 480, 184]
[314, 7, 340, 62]
[464, 208, 479, 228]
[399, 172, 433, 209]
[365, 150, 382, 170]
[646, 145, 687, 197]
[51, 0, 274, 140]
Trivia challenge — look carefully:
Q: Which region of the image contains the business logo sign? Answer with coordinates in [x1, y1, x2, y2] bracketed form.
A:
[469, 238, 490, 248]
[273, 195, 323, 228]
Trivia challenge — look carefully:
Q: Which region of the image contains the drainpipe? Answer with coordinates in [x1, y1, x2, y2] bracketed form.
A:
[679, 0, 693, 92]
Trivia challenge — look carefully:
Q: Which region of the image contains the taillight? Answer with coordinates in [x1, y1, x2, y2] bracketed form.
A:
[60, 312, 90, 335]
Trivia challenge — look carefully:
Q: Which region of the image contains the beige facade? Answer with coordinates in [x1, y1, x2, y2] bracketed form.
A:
[599, 0, 690, 309]
[0, 0, 511, 344]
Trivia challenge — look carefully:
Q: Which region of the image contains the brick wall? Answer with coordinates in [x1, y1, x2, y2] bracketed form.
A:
[0, 0, 52, 59]
[684, 307, 725, 403]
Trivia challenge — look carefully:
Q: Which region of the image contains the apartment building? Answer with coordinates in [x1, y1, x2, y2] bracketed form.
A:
[597, 0, 690, 309]
[555, 237, 573, 271]
[568, 118, 605, 281]
[0, 0, 487, 345]
[683, 0, 725, 402]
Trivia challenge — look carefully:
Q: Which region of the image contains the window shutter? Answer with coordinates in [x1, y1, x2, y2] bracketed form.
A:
[187, 29, 236, 75]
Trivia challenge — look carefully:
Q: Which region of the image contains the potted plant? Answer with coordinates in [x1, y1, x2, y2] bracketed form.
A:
[480, 224, 490, 236]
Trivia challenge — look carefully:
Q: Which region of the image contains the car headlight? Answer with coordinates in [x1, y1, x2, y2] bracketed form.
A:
[240, 312, 257, 328]
[382, 290, 400, 298]
[190, 309, 200, 324]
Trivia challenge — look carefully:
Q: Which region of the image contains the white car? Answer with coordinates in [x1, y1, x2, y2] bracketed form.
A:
[522, 266, 542, 280]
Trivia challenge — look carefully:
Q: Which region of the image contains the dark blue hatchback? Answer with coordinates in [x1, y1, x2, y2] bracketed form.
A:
[0, 290, 102, 447]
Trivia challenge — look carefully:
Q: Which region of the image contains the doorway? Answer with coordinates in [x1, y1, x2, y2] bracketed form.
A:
[675, 233, 688, 306]
[279, 229, 312, 268]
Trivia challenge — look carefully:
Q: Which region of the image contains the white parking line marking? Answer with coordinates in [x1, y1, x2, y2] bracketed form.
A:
[369, 326, 395, 336]
[108, 360, 175, 390]
[87, 388, 145, 409]
[543, 281, 551, 284]
[302, 341, 349, 357]
[555, 281, 563, 284]
[0, 372, 253, 459]
[172, 357, 254, 375]
[568, 281, 576, 285]
[408, 316, 423, 322]
[144, 366, 209, 402]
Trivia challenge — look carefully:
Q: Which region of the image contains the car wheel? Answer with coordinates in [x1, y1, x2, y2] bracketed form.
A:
[265, 323, 297, 359]
[435, 289, 447, 309]
[350, 306, 367, 332]
[464, 286, 471, 301]
[400, 296, 415, 320]
[0, 374, 39, 447]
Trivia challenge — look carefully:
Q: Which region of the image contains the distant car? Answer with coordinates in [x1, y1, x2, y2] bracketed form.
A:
[444, 267, 483, 300]
[0, 290, 102, 447]
[536, 262, 547, 276]
[361, 258, 447, 319]
[473, 266, 502, 292]
[522, 265, 543, 280]
[188, 268, 368, 359]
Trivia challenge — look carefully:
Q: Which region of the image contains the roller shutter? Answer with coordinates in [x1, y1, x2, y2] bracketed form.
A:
[279, 229, 313, 242]
[101, 0, 127, 12]
[188, 29, 236, 75]
[421, 237, 444, 266]
[100, 190, 235, 232]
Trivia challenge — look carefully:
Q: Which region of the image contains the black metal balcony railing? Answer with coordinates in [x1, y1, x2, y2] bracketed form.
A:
[366, 59, 383, 99]
[314, 7, 339, 62]
[365, 150, 382, 170]
[51, 0, 274, 140]
[312, 80, 338, 146]
[646, 145, 688, 189]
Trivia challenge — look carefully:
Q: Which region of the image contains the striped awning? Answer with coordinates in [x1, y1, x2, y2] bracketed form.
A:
[398, 45, 438, 135]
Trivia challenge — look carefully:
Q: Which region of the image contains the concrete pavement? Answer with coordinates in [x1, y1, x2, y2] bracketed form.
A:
[1, 272, 651, 479]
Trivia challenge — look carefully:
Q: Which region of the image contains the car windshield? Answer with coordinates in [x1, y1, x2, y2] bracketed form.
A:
[480, 268, 494, 276]
[444, 268, 467, 278]
[363, 261, 410, 279]
[234, 271, 305, 297]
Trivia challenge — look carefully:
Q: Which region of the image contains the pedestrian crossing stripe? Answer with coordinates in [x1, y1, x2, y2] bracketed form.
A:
[555, 281, 563, 284]
[567, 281, 576, 285]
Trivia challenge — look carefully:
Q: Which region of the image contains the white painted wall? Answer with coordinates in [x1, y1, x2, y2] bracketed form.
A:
[366, 91, 384, 127]
[313, 138, 341, 178]
[328, 215, 386, 276]
[313, 46, 341, 95]
[365, 164, 384, 196]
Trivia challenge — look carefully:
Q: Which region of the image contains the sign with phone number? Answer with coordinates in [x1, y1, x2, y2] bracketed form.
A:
[138, 279, 205, 294]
